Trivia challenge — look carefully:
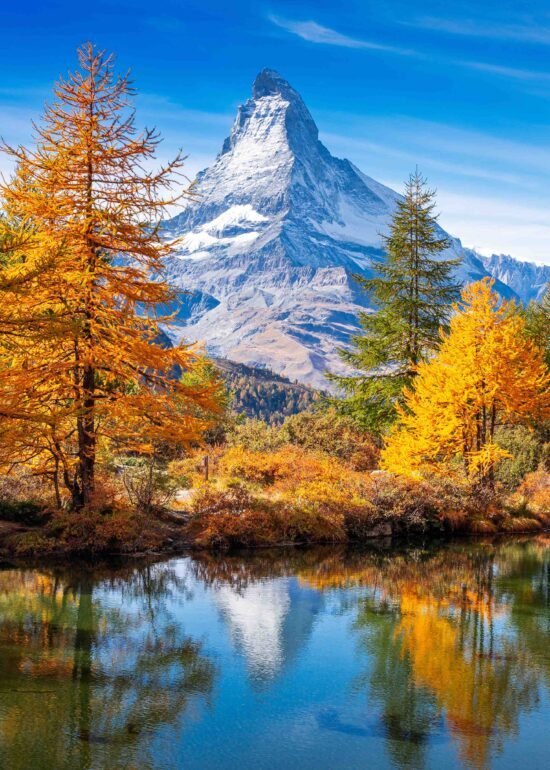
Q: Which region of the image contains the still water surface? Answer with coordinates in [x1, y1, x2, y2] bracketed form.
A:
[0, 539, 549, 770]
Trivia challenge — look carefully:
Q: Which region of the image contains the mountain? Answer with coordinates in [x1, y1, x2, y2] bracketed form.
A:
[162, 69, 547, 388]
[481, 254, 550, 304]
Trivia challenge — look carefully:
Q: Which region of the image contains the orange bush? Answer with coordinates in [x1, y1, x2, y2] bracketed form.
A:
[507, 469, 550, 521]
[30, 508, 164, 555]
[219, 446, 290, 485]
[219, 445, 368, 488]
[187, 495, 346, 549]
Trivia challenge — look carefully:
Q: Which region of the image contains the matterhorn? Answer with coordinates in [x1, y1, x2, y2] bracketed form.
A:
[162, 69, 549, 388]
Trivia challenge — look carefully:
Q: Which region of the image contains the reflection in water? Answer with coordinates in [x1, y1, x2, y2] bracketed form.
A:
[0, 565, 215, 770]
[215, 578, 322, 684]
[0, 538, 548, 770]
[298, 540, 549, 769]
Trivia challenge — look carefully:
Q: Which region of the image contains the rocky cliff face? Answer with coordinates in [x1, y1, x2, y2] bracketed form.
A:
[162, 69, 546, 388]
[481, 254, 550, 303]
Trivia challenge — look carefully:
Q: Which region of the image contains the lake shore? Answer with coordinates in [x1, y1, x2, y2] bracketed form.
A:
[1, 503, 548, 561]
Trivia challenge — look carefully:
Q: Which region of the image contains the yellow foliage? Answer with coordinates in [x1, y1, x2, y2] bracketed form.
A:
[382, 279, 549, 483]
[219, 445, 366, 489]
[219, 446, 290, 485]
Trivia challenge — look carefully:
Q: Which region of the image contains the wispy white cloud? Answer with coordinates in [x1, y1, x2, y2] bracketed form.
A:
[436, 190, 550, 263]
[460, 61, 550, 81]
[319, 116, 550, 262]
[322, 131, 533, 188]
[269, 13, 550, 85]
[410, 16, 550, 45]
[321, 115, 550, 180]
[269, 15, 417, 56]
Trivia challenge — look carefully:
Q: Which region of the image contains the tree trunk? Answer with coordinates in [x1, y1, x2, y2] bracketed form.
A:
[76, 364, 96, 509]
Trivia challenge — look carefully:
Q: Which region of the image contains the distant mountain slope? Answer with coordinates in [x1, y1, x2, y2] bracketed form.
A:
[162, 69, 546, 388]
[481, 254, 550, 303]
[216, 358, 319, 424]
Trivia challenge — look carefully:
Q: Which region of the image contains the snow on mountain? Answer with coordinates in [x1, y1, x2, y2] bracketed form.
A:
[215, 577, 322, 685]
[481, 254, 550, 303]
[162, 69, 546, 388]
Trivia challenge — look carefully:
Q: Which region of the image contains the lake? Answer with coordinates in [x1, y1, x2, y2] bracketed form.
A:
[0, 538, 548, 769]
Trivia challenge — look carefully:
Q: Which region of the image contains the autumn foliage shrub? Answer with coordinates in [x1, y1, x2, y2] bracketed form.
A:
[279, 409, 380, 470]
[494, 426, 543, 489]
[187, 484, 347, 549]
[227, 420, 286, 452]
[32, 509, 164, 555]
[185, 447, 548, 547]
[507, 469, 550, 521]
[219, 446, 290, 485]
[0, 471, 50, 523]
[186, 449, 474, 547]
[227, 409, 380, 471]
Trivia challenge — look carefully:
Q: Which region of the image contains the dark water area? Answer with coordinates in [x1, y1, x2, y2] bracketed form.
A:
[0, 538, 549, 769]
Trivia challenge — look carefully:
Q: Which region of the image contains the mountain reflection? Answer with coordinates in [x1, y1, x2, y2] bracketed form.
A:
[193, 539, 550, 769]
[0, 563, 215, 770]
[0, 539, 548, 770]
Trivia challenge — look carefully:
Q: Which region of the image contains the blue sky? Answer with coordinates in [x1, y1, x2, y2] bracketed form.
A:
[2, 0, 550, 263]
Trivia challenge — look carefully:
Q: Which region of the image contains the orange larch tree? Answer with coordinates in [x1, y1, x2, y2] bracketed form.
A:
[0, 43, 221, 508]
[381, 279, 549, 485]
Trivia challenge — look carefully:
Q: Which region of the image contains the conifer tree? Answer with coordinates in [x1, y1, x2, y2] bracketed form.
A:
[523, 285, 550, 368]
[0, 44, 221, 508]
[331, 170, 461, 432]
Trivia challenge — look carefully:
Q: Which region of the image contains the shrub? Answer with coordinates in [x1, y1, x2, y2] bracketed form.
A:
[0, 471, 49, 522]
[44, 508, 163, 555]
[0, 499, 48, 526]
[227, 409, 380, 470]
[187, 490, 347, 549]
[227, 419, 285, 452]
[12, 532, 53, 556]
[121, 457, 179, 514]
[495, 426, 543, 489]
[190, 482, 256, 516]
[280, 408, 379, 470]
[507, 469, 550, 520]
[219, 446, 290, 485]
[364, 473, 471, 533]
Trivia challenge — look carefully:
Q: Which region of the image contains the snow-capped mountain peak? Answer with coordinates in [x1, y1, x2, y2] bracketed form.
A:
[162, 71, 547, 388]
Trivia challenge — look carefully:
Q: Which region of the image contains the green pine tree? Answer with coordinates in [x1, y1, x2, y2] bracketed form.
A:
[330, 170, 461, 433]
[523, 285, 550, 368]
[522, 284, 550, 455]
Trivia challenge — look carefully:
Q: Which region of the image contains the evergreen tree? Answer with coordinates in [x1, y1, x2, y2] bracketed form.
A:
[330, 170, 461, 432]
[523, 285, 550, 368]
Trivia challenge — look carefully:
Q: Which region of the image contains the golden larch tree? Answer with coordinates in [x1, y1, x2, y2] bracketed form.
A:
[0, 44, 221, 508]
[381, 279, 549, 485]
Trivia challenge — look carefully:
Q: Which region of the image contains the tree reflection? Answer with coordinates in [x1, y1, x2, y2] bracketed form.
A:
[0, 564, 215, 770]
[295, 539, 549, 769]
[0, 540, 547, 770]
